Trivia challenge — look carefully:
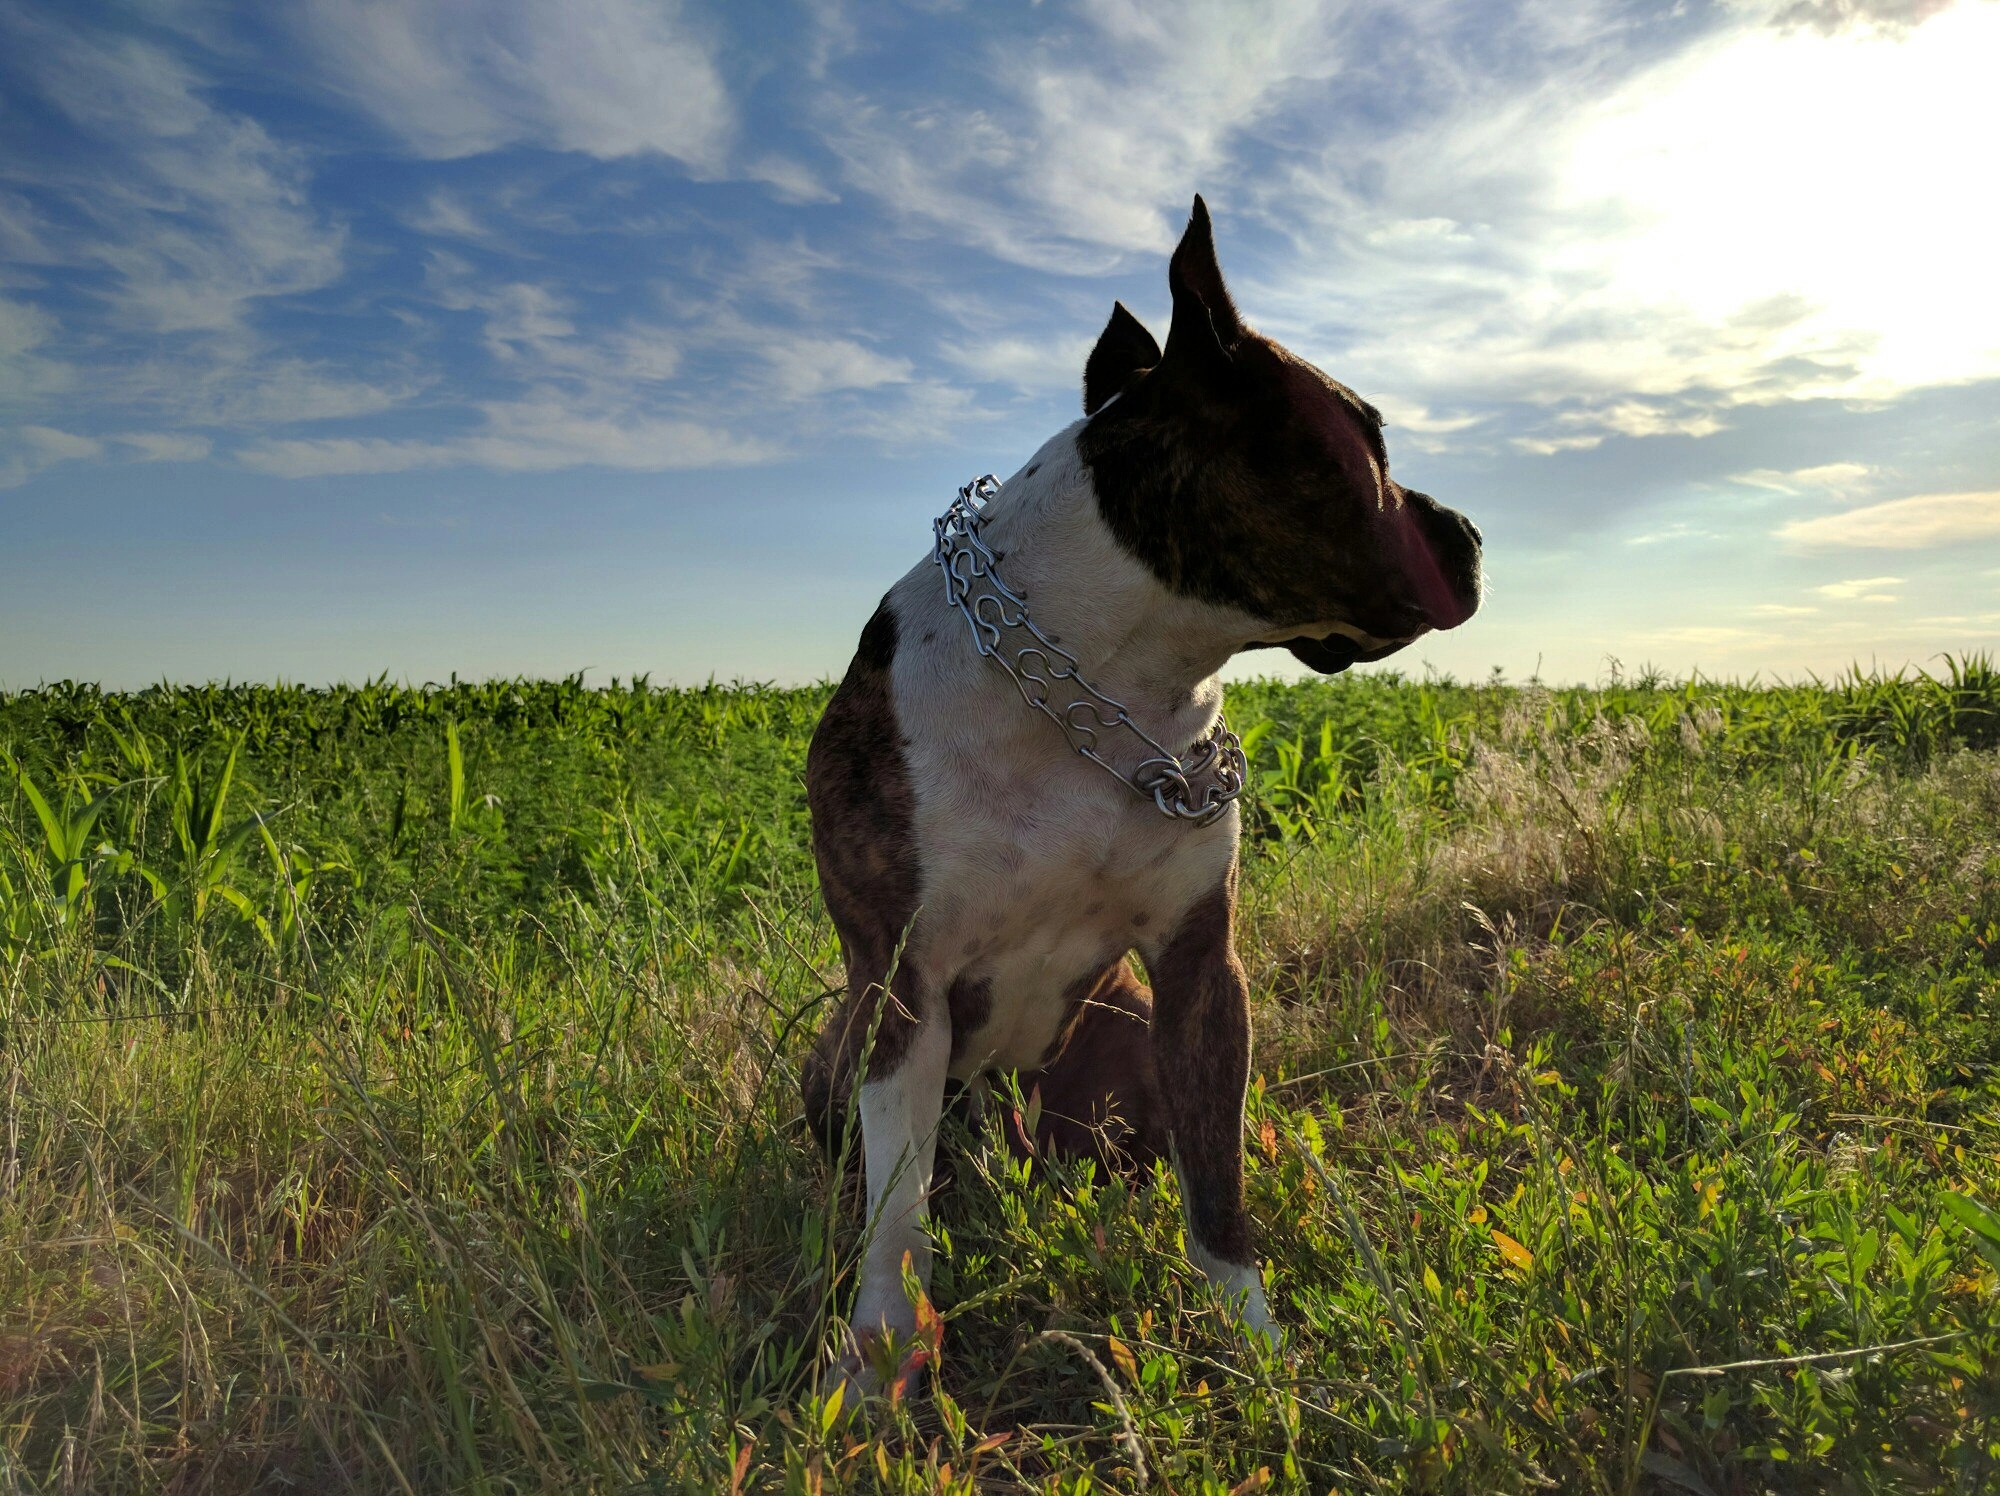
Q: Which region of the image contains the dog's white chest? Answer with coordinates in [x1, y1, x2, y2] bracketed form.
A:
[882, 432, 1244, 1078]
[913, 740, 1232, 1077]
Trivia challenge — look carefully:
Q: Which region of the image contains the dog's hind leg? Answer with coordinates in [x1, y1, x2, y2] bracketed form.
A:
[1011, 963, 1168, 1171]
[1147, 868, 1278, 1344]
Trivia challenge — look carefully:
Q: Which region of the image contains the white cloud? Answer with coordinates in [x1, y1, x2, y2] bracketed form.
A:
[1552, 4, 2000, 398]
[940, 333, 1095, 392]
[237, 392, 774, 477]
[188, 363, 405, 427]
[1368, 393, 1486, 439]
[763, 336, 911, 400]
[0, 424, 101, 488]
[1512, 398, 1729, 452]
[747, 157, 840, 206]
[404, 190, 490, 241]
[1511, 433, 1606, 456]
[1814, 575, 1904, 601]
[300, 0, 733, 170]
[1748, 602, 1821, 617]
[1625, 522, 1723, 546]
[116, 431, 212, 462]
[18, 426, 101, 461]
[0, 295, 69, 401]
[1732, 461, 1873, 495]
[1781, 491, 2000, 550]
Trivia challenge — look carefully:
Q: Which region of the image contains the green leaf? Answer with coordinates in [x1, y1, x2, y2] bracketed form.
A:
[211, 885, 275, 950]
[14, 768, 63, 860]
[447, 721, 466, 830]
[1850, 1227, 1879, 1277]
[1941, 1192, 2000, 1246]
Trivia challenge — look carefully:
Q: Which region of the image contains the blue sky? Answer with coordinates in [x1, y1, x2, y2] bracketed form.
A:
[2, 0, 1997, 688]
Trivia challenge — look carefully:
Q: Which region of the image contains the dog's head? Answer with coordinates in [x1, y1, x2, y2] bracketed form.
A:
[1076, 196, 1483, 674]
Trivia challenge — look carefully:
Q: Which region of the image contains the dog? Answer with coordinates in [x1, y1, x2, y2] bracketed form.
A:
[801, 196, 1482, 1383]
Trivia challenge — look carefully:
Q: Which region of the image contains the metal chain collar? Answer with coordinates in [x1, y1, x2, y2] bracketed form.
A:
[933, 474, 1248, 826]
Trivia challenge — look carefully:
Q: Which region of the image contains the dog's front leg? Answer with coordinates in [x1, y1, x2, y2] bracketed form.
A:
[1149, 870, 1278, 1343]
[846, 1009, 952, 1380]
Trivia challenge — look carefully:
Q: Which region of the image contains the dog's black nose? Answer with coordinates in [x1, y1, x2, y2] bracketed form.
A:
[1403, 488, 1483, 627]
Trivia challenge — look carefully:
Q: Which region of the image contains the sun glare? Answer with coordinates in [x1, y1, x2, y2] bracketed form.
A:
[1561, 0, 2000, 399]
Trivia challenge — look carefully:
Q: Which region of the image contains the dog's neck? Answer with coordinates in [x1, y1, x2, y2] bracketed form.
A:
[966, 426, 1267, 751]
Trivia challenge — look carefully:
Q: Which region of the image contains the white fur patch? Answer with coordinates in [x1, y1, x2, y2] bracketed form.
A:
[1188, 1240, 1280, 1346]
[850, 1018, 952, 1341]
[888, 428, 1259, 1076]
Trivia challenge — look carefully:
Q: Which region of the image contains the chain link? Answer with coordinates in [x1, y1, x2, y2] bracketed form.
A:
[933, 474, 1248, 826]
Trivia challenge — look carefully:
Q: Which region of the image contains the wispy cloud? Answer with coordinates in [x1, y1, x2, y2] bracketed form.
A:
[1732, 462, 1873, 495]
[116, 431, 212, 462]
[6, 19, 345, 334]
[238, 392, 774, 477]
[297, 0, 734, 170]
[1781, 492, 2000, 550]
[821, 0, 1350, 273]
[1814, 576, 1904, 601]
[0, 294, 70, 401]
[0, 423, 100, 487]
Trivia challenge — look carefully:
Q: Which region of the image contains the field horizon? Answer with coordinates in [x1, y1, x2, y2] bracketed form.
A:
[4, 662, 1999, 1493]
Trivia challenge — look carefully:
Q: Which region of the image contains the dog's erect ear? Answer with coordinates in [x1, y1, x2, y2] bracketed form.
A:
[1163, 194, 1243, 373]
[1082, 301, 1161, 414]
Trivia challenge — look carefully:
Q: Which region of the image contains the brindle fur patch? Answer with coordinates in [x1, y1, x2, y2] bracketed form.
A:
[1007, 962, 1167, 1171]
[1149, 866, 1255, 1266]
[801, 600, 924, 1156]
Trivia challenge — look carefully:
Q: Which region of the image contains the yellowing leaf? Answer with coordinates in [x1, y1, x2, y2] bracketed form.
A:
[1422, 1265, 1444, 1299]
[1491, 1229, 1535, 1272]
[1107, 1335, 1138, 1381]
[1468, 1205, 1488, 1225]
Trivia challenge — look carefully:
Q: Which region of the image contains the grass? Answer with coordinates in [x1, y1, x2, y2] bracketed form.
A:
[2, 660, 1999, 1493]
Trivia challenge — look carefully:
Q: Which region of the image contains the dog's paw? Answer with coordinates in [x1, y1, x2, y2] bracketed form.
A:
[822, 1350, 878, 1410]
[1231, 1294, 1285, 1358]
[1192, 1249, 1283, 1352]
[824, 1322, 940, 1410]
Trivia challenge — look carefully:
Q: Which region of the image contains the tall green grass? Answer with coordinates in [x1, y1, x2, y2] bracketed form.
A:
[2, 661, 1998, 1492]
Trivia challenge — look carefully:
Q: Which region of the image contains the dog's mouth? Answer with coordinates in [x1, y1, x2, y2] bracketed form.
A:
[1245, 625, 1424, 676]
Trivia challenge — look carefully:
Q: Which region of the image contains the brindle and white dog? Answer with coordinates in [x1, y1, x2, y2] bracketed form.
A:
[803, 197, 1482, 1381]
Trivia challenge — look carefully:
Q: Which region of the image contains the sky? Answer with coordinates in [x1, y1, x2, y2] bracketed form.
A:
[2, 0, 1997, 689]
